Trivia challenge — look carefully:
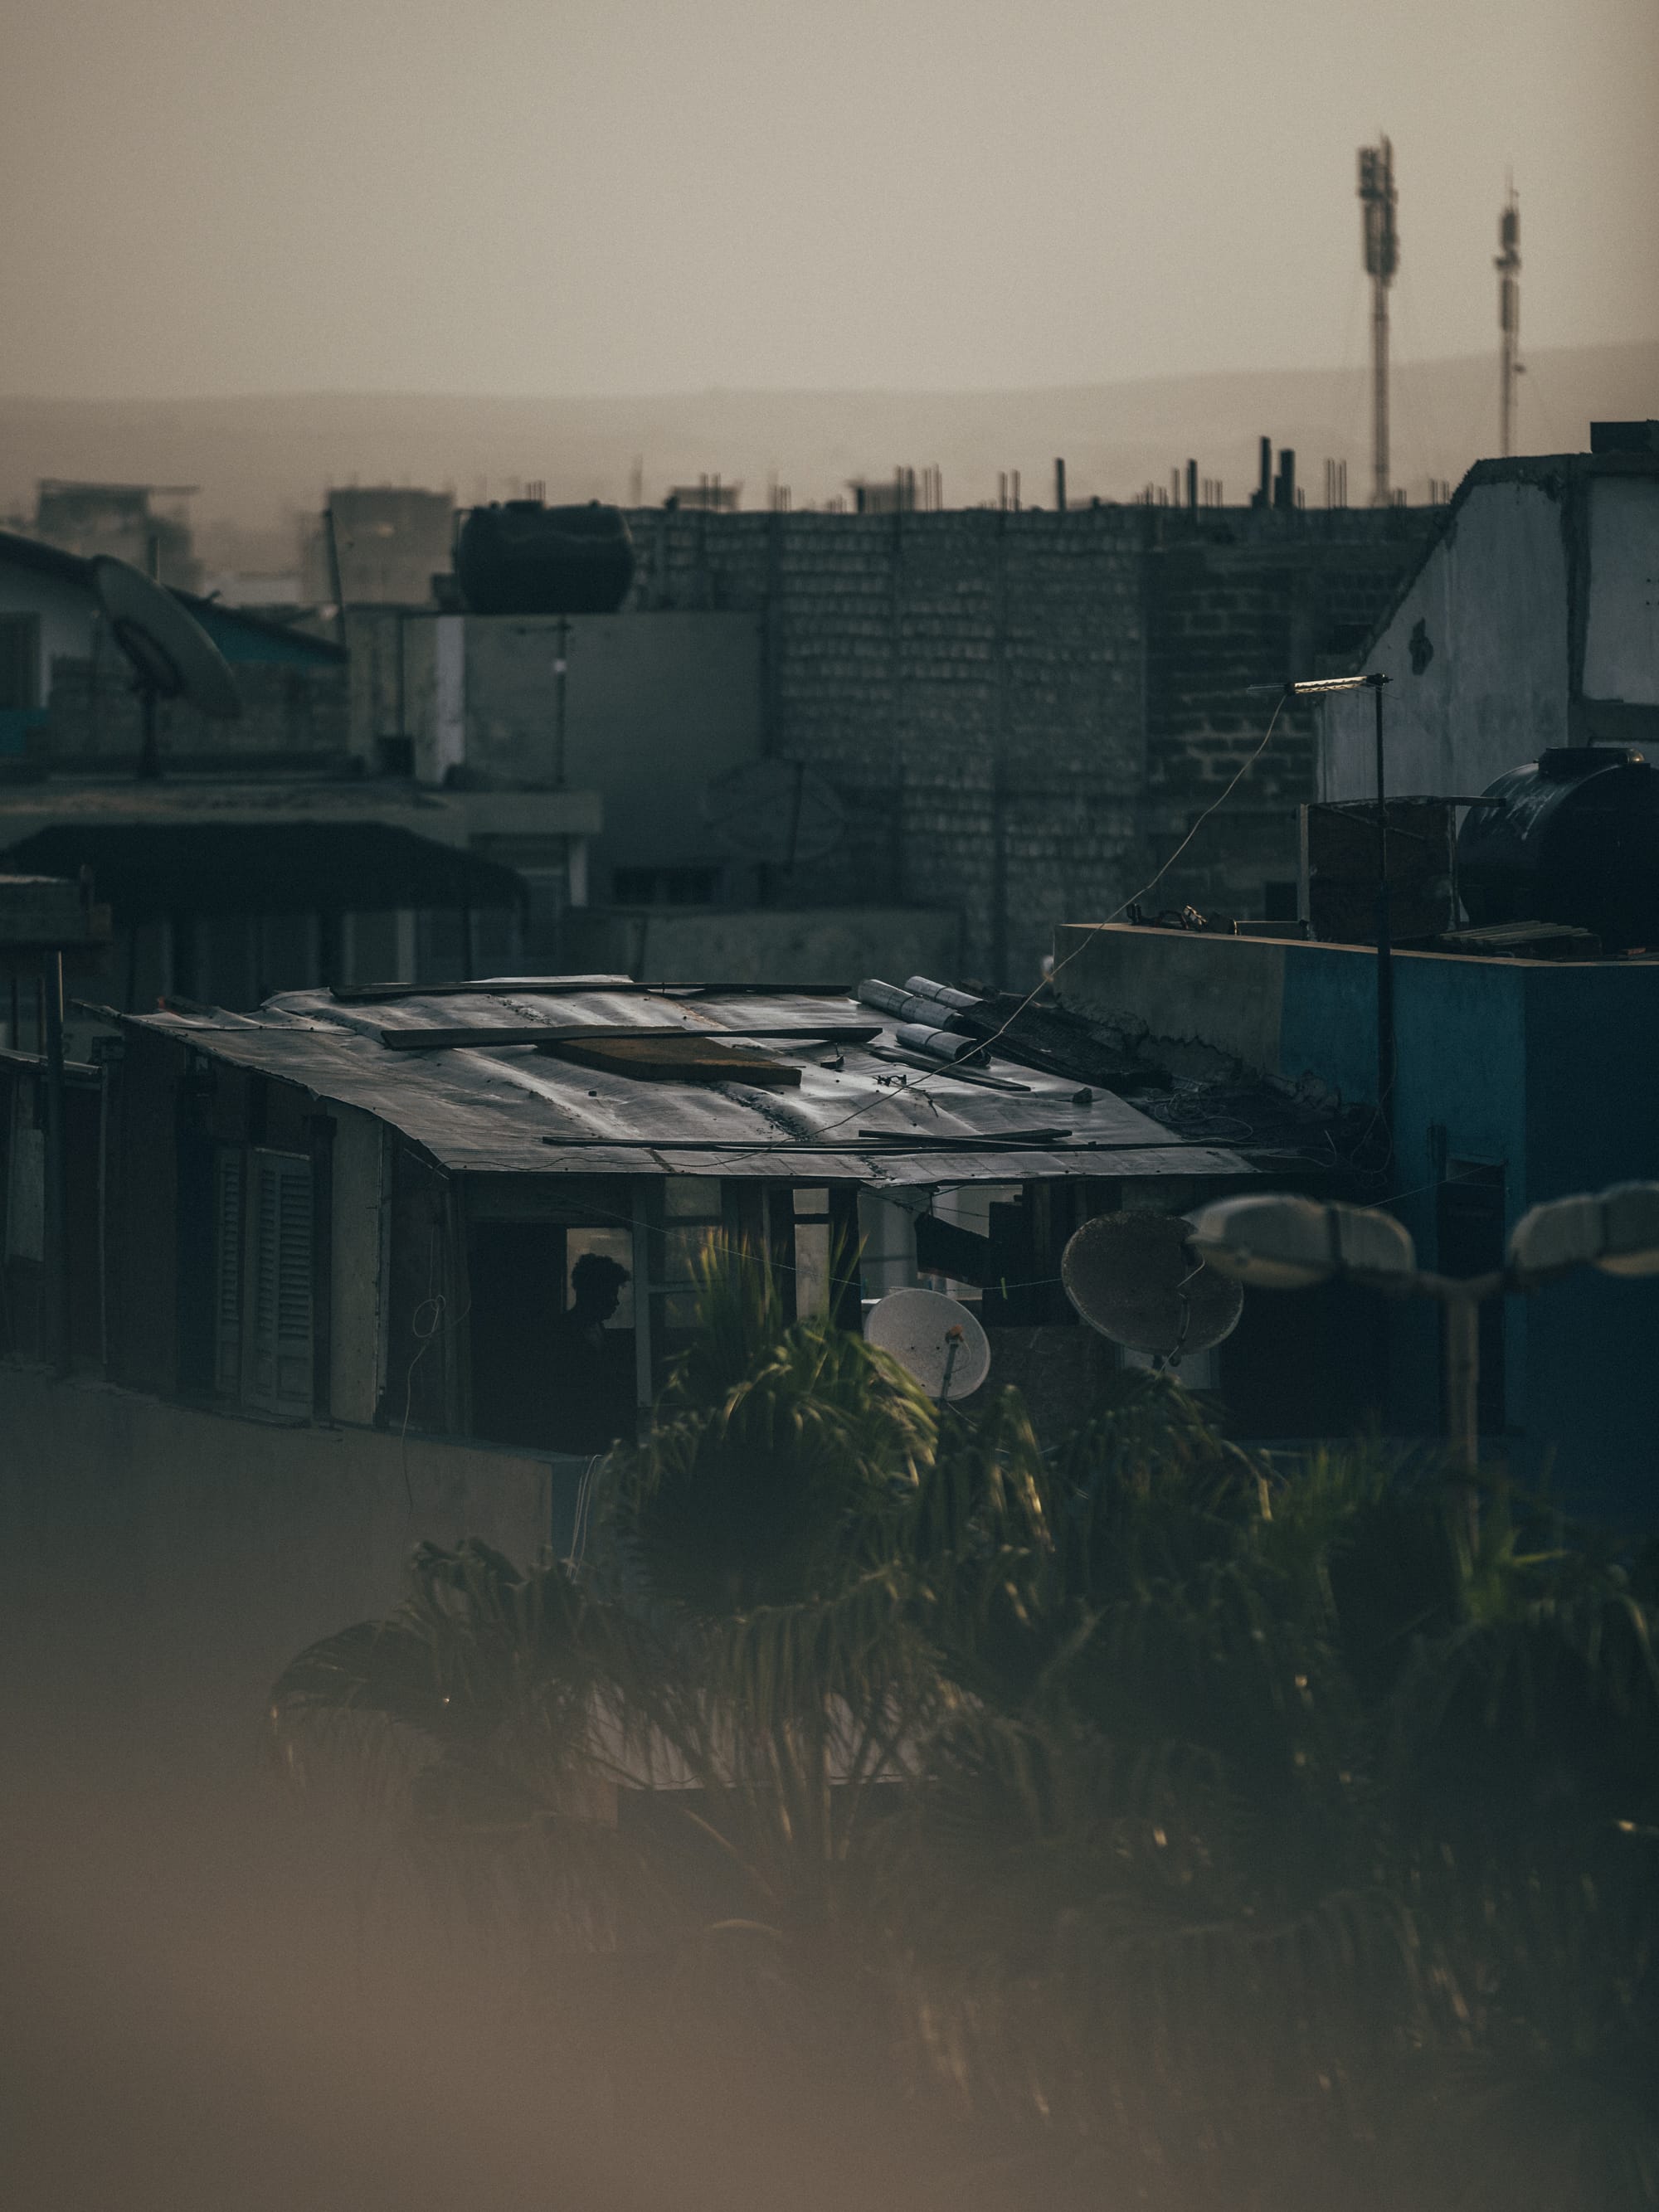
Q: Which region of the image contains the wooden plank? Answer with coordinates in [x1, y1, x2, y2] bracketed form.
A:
[334, 979, 854, 1004]
[542, 1035, 804, 1087]
[379, 1021, 879, 1052]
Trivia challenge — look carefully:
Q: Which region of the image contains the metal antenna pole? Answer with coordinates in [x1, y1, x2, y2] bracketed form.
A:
[1359, 139, 1399, 506]
[1496, 181, 1521, 459]
[1371, 673, 1394, 1175]
[42, 950, 71, 1376]
[137, 684, 161, 781]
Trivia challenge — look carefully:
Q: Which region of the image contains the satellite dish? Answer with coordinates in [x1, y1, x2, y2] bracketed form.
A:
[705, 758, 844, 868]
[865, 1286, 990, 1402]
[93, 555, 241, 780]
[1061, 1212, 1243, 1367]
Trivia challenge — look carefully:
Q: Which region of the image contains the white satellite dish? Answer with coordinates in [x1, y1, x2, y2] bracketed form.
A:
[93, 554, 241, 780]
[1061, 1212, 1243, 1367]
[704, 758, 845, 868]
[865, 1286, 990, 1402]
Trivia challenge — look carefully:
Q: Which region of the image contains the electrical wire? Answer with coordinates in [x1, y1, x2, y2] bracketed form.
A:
[667, 691, 1292, 1172]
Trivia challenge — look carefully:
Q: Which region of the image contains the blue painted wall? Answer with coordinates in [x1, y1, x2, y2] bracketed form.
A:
[1277, 944, 1659, 1522]
[186, 601, 342, 668]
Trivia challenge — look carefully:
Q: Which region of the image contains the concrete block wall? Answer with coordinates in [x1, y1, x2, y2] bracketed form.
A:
[1141, 513, 1440, 916]
[40, 654, 350, 765]
[620, 502, 1435, 984]
[628, 506, 1150, 986]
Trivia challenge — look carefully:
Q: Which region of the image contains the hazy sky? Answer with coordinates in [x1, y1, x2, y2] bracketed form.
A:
[4, 0, 1656, 400]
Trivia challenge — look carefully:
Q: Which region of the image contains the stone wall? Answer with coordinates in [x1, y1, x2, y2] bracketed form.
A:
[623, 503, 1436, 984]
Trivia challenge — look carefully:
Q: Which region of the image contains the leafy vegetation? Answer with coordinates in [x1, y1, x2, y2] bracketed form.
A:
[273, 1244, 1659, 2210]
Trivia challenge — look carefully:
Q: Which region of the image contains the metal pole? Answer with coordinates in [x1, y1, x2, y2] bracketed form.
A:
[1372, 675, 1394, 1175]
[1372, 271, 1390, 506]
[1443, 1296, 1479, 1474]
[96, 1048, 110, 1376]
[1496, 184, 1520, 459]
[323, 505, 348, 648]
[137, 684, 161, 781]
[1443, 1291, 1482, 1552]
[1359, 139, 1397, 506]
[42, 950, 71, 1376]
[553, 615, 568, 789]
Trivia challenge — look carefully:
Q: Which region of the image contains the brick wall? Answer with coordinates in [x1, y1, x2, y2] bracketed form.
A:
[1141, 511, 1438, 916]
[39, 654, 349, 767]
[622, 501, 1434, 985]
[630, 505, 1149, 984]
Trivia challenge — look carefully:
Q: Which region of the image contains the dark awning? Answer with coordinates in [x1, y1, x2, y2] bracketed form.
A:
[2, 823, 523, 920]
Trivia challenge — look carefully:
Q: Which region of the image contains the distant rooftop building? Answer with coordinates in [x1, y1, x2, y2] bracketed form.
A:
[32, 479, 201, 595]
[309, 486, 456, 608]
[665, 480, 742, 513]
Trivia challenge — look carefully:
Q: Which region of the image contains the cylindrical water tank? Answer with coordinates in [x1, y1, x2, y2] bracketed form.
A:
[454, 501, 635, 615]
[1457, 746, 1659, 950]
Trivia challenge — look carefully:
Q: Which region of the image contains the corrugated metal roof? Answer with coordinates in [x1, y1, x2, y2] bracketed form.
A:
[128, 982, 1254, 1187]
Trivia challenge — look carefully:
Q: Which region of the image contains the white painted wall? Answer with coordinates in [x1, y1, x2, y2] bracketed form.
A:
[1583, 476, 1659, 705]
[431, 614, 467, 782]
[1319, 479, 1570, 802]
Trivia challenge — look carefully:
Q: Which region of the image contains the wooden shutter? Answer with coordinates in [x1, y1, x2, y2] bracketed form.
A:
[244, 1149, 314, 1417]
[212, 1145, 245, 1397]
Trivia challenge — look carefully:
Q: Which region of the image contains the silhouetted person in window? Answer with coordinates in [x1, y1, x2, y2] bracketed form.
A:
[547, 1252, 632, 1453]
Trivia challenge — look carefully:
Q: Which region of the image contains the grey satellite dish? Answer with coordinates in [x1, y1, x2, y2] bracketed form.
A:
[704, 758, 844, 868]
[865, 1286, 990, 1402]
[1061, 1212, 1243, 1368]
[93, 555, 241, 780]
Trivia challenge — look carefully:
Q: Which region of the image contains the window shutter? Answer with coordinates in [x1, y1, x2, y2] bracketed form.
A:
[245, 1150, 314, 1417]
[212, 1145, 245, 1397]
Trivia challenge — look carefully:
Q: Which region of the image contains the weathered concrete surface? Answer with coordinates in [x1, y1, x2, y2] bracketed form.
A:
[1319, 458, 1659, 804]
[0, 1364, 561, 1763]
[1053, 920, 1292, 1077]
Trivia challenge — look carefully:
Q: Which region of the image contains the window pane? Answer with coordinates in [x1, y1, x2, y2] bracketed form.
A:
[794, 1222, 830, 1316]
[792, 1186, 830, 1216]
[664, 1222, 718, 1289]
[565, 1228, 635, 1327]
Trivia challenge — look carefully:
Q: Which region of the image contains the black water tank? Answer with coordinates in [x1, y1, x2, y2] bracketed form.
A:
[454, 500, 635, 615]
[1457, 746, 1659, 950]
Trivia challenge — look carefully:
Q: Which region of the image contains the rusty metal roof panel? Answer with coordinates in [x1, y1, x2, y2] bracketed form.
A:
[127, 983, 1256, 1184]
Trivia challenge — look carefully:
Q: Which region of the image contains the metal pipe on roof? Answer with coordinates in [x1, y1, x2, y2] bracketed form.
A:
[895, 1022, 983, 1064]
[902, 975, 981, 1011]
[858, 978, 973, 1028]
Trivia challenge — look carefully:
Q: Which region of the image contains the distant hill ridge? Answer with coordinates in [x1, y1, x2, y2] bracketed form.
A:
[2, 339, 1652, 566]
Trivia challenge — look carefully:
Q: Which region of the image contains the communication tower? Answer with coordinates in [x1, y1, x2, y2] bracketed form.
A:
[1357, 138, 1399, 506]
[1496, 182, 1522, 458]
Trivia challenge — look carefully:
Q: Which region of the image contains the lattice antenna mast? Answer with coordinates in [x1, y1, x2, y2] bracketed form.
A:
[1358, 138, 1399, 506]
[1496, 180, 1521, 458]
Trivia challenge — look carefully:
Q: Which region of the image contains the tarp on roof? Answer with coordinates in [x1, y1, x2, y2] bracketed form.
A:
[126, 982, 1256, 1187]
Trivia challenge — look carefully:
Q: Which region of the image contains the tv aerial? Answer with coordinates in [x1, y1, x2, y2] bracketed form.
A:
[704, 758, 844, 870]
[1060, 1212, 1243, 1369]
[92, 555, 240, 780]
[864, 1286, 990, 1403]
